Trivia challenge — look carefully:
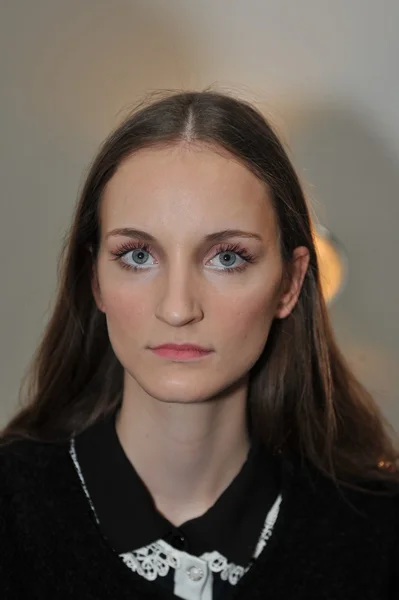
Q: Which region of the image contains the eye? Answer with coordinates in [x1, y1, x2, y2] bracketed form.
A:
[110, 241, 257, 274]
[121, 247, 155, 268]
[206, 243, 256, 273]
[110, 243, 157, 271]
[208, 249, 245, 269]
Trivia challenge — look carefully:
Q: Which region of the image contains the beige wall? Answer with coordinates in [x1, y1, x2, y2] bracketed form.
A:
[1, 0, 398, 433]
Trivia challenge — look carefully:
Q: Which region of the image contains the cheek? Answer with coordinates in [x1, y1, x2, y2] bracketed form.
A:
[215, 289, 278, 358]
[100, 281, 149, 333]
[100, 285, 151, 369]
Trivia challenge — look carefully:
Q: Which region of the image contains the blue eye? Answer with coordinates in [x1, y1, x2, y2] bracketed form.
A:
[116, 247, 156, 270]
[110, 241, 256, 274]
[209, 250, 245, 269]
[122, 248, 154, 268]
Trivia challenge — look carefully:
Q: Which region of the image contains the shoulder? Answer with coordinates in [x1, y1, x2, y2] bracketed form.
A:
[0, 437, 71, 494]
[0, 437, 75, 539]
[0, 436, 66, 463]
[287, 454, 399, 530]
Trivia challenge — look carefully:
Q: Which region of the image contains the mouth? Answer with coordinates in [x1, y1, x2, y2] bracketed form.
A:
[150, 344, 213, 361]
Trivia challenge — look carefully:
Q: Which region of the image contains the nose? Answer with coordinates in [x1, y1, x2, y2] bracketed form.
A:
[155, 263, 204, 327]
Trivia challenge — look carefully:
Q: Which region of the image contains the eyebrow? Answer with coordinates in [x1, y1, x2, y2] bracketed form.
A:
[105, 227, 263, 244]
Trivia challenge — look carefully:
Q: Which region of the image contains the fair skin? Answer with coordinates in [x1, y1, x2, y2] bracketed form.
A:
[93, 142, 309, 526]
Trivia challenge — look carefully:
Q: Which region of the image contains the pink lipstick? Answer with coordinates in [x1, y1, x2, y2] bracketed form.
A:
[150, 343, 213, 360]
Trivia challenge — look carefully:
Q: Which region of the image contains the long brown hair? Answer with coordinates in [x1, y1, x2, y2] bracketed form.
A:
[2, 89, 398, 492]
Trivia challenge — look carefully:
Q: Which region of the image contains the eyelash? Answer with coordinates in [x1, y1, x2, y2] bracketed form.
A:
[110, 242, 257, 275]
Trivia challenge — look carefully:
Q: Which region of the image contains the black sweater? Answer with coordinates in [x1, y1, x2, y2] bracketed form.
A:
[72, 411, 282, 600]
[0, 437, 398, 599]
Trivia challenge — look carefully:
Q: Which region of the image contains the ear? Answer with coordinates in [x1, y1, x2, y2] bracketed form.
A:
[275, 246, 310, 319]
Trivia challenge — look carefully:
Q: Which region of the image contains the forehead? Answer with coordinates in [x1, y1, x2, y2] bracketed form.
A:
[101, 144, 277, 238]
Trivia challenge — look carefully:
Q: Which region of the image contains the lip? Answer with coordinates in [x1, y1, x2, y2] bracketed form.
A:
[152, 343, 212, 351]
[150, 343, 213, 360]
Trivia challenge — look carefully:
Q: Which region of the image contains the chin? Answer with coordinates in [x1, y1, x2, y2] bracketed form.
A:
[135, 373, 223, 405]
[124, 361, 241, 405]
[148, 383, 213, 404]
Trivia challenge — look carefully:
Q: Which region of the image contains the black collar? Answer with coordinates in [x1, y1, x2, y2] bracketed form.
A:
[74, 409, 281, 565]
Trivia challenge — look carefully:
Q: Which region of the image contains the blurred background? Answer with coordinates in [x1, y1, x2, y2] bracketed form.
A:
[0, 0, 398, 433]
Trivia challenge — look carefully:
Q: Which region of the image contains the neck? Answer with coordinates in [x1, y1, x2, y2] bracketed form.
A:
[115, 376, 251, 526]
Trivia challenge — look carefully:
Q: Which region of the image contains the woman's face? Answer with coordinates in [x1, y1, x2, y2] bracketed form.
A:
[94, 143, 308, 404]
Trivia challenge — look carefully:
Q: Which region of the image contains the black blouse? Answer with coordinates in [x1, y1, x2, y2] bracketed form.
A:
[72, 409, 282, 599]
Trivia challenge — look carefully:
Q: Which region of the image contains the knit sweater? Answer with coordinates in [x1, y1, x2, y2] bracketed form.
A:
[0, 437, 398, 599]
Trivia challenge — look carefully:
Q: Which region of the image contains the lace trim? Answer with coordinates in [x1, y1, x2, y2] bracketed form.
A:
[119, 539, 250, 585]
[119, 493, 283, 585]
[69, 437, 100, 525]
[197, 550, 247, 585]
[253, 492, 282, 558]
[120, 540, 181, 582]
[69, 437, 283, 586]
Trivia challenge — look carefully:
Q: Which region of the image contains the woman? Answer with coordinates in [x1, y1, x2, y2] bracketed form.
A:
[0, 90, 398, 600]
